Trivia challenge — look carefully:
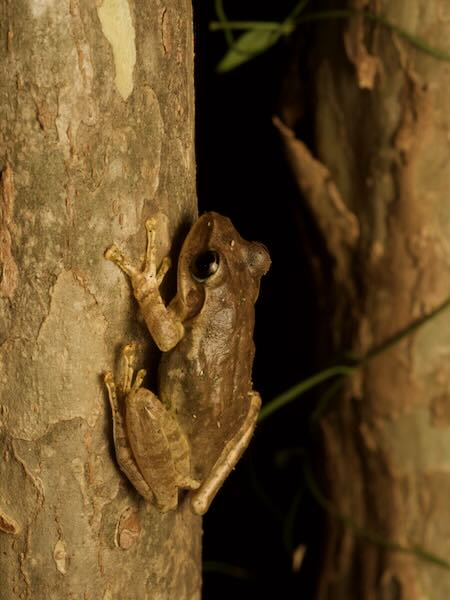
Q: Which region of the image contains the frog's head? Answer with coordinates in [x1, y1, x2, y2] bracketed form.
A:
[176, 212, 271, 320]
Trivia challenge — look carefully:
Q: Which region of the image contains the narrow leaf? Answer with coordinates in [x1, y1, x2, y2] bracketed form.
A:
[217, 29, 281, 72]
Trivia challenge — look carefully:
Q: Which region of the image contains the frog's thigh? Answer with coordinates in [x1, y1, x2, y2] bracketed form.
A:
[190, 391, 262, 515]
[113, 441, 155, 503]
[160, 409, 201, 489]
[126, 388, 183, 512]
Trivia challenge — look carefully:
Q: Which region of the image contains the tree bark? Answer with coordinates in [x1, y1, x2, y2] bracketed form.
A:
[0, 1, 200, 598]
[279, 1, 450, 597]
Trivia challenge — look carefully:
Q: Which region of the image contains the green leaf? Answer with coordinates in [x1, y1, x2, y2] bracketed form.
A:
[217, 28, 282, 72]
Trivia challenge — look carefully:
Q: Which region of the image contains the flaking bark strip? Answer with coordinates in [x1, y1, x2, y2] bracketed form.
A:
[343, 13, 379, 90]
[273, 116, 359, 284]
[0, 509, 20, 535]
[0, 162, 19, 299]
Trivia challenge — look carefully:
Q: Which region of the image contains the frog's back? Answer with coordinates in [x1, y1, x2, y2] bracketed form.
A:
[159, 211, 270, 480]
[159, 303, 255, 479]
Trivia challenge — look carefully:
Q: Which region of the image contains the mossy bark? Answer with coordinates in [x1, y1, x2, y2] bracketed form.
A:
[0, 1, 200, 598]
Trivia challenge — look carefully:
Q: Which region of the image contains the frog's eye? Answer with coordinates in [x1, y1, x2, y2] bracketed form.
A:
[191, 250, 220, 282]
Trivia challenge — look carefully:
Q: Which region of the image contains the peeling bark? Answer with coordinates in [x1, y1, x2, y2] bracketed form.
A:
[273, 116, 359, 288]
[0, 1, 200, 598]
[279, 0, 450, 597]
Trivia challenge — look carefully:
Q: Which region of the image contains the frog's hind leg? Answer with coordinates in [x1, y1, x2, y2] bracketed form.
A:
[160, 411, 201, 491]
[190, 391, 262, 515]
[123, 343, 147, 395]
[126, 391, 200, 512]
[104, 345, 154, 503]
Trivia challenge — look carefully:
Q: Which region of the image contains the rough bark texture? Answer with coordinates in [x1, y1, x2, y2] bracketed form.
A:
[0, 1, 200, 598]
[279, 1, 450, 597]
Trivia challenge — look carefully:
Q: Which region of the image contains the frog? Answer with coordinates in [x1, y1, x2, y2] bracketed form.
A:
[104, 212, 270, 515]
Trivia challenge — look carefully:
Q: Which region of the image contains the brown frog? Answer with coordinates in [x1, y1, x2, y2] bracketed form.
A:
[104, 212, 270, 514]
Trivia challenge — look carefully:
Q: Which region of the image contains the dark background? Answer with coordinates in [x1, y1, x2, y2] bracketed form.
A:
[193, 3, 323, 597]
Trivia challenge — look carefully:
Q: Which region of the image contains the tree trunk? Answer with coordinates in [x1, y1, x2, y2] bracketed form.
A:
[0, 1, 200, 598]
[278, 0, 450, 597]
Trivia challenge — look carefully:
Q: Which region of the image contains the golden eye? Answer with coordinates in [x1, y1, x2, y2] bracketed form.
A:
[190, 250, 220, 282]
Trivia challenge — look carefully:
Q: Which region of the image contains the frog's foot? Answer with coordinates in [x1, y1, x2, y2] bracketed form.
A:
[156, 256, 171, 286]
[178, 474, 201, 490]
[105, 346, 155, 504]
[190, 391, 262, 515]
[122, 343, 146, 396]
[143, 218, 158, 278]
[104, 370, 128, 457]
[105, 220, 171, 297]
[143, 218, 171, 287]
[104, 344, 144, 410]
[104, 371, 118, 413]
[104, 244, 139, 279]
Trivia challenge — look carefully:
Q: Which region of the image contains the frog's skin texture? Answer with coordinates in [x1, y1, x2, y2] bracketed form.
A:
[104, 212, 271, 515]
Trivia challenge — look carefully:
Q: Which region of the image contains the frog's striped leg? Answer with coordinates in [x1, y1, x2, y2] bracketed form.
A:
[190, 391, 262, 515]
[126, 389, 200, 512]
[104, 346, 154, 503]
[105, 344, 199, 512]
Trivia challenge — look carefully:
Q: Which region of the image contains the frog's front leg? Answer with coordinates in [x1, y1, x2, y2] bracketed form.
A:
[105, 345, 200, 511]
[190, 392, 262, 515]
[105, 218, 184, 352]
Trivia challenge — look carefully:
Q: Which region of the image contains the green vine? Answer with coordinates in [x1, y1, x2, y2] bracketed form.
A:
[257, 294, 450, 571]
[259, 294, 450, 422]
[211, 2, 450, 72]
[302, 461, 450, 570]
[208, 0, 450, 578]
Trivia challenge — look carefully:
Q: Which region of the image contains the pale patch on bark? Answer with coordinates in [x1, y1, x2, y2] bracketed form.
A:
[97, 0, 137, 101]
[3, 271, 107, 440]
[379, 408, 450, 473]
[53, 539, 68, 574]
[29, 0, 58, 18]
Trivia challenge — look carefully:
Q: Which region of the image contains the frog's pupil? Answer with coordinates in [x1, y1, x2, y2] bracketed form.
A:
[191, 250, 220, 281]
